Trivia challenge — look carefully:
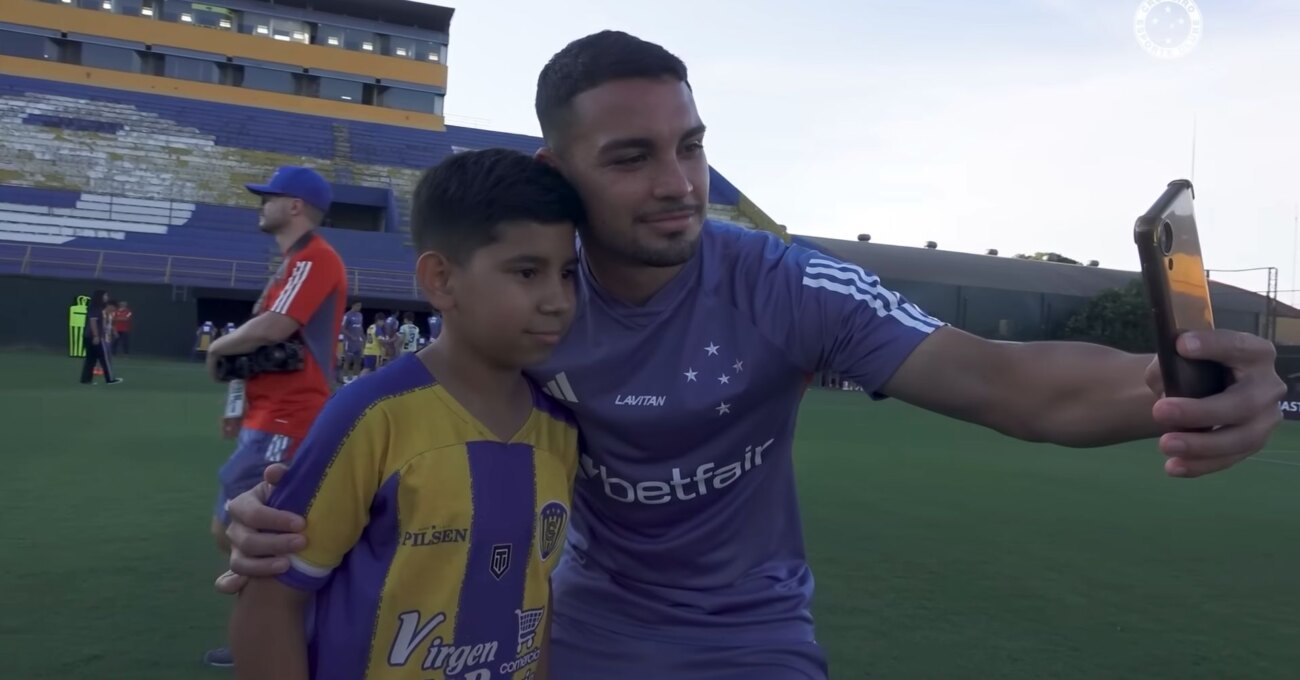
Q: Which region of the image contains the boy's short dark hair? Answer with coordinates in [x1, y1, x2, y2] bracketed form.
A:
[535, 30, 689, 143]
[410, 148, 585, 263]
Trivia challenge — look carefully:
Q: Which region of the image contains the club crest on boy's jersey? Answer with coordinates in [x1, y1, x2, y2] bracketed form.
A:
[537, 501, 569, 562]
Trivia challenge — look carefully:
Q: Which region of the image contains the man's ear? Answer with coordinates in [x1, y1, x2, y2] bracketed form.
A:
[416, 250, 456, 312]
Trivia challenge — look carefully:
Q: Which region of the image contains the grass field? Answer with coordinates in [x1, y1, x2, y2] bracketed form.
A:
[2, 351, 1297, 679]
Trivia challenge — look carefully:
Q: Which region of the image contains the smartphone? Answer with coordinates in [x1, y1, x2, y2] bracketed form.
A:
[1133, 179, 1231, 399]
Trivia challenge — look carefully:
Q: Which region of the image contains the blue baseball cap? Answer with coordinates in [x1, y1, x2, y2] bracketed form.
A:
[246, 166, 332, 214]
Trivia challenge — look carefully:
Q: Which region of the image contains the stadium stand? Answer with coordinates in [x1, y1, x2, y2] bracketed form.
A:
[0, 75, 754, 297]
[20, 0, 1286, 357]
[0, 0, 774, 300]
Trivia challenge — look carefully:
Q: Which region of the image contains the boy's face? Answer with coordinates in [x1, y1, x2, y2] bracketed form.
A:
[425, 220, 578, 368]
[543, 77, 709, 269]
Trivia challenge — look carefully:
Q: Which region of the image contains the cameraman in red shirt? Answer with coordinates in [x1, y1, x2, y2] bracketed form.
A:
[202, 167, 347, 668]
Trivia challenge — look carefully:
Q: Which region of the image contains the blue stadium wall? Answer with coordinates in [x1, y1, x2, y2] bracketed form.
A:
[0, 73, 750, 284]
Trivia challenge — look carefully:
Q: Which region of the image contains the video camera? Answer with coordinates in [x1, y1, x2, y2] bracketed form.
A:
[214, 341, 306, 382]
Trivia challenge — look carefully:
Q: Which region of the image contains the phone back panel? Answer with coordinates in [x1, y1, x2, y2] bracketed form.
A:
[1134, 180, 1229, 398]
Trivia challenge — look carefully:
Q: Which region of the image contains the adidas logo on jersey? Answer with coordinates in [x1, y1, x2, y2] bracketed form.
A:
[541, 372, 578, 403]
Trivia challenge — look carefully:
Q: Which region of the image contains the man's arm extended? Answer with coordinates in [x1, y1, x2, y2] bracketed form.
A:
[884, 326, 1283, 475]
[230, 577, 310, 680]
[730, 231, 1282, 477]
[883, 327, 1158, 447]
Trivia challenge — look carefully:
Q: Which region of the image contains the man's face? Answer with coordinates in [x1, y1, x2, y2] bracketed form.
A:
[258, 195, 296, 233]
[547, 78, 709, 268]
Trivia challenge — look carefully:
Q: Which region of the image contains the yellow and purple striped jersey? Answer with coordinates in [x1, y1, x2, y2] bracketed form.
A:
[268, 352, 578, 680]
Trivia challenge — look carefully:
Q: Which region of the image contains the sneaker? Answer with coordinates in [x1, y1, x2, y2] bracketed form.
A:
[202, 647, 233, 668]
[106, 378, 124, 385]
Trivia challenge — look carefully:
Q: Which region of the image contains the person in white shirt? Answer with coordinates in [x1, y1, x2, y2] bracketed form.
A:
[397, 313, 421, 355]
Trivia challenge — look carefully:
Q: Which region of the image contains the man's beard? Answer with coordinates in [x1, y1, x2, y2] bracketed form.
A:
[630, 236, 699, 268]
[582, 224, 702, 269]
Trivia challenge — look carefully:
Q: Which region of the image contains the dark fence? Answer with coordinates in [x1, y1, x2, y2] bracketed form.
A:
[0, 275, 431, 359]
[888, 279, 1262, 342]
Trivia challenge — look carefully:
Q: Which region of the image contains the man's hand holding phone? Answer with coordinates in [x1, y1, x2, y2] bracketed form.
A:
[1134, 179, 1284, 476]
[1145, 330, 1283, 478]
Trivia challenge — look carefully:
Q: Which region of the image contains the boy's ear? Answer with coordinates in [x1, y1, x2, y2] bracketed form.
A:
[416, 250, 456, 312]
[535, 146, 558, 168]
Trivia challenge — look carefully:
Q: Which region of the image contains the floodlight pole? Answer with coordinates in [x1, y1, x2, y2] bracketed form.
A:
[1205, 266, 1279, 342]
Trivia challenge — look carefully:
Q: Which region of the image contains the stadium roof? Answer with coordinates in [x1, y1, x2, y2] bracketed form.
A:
[268, 0, 454, 33]
[794, 235, 1298, 317]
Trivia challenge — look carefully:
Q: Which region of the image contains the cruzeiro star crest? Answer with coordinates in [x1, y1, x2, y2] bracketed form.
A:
[683, 341, 744, 416]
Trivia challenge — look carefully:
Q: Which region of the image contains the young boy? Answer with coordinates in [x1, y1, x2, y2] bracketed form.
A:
[398, 312, 421, 355]
[229, 148, 584, 680]
[360, 312, 386, 376]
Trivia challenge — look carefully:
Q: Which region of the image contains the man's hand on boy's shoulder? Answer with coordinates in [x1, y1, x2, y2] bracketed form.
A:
[216, 463, 308, 595]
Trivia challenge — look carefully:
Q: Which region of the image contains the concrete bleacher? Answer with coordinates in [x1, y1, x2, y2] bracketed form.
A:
[0, 181, 756, 297]
[1, 194, 195, 245]
[0, 184, 416, 295]
[0, 70, 758, 298]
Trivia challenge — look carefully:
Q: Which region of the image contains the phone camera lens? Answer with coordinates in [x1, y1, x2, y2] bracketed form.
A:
[1158, 221, 1174, 255]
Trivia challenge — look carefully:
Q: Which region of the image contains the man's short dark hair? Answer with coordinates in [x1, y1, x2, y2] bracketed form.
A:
[535, 30, 689, 143]
[410, 148, 585, 262]
[303, 204, 325, 227]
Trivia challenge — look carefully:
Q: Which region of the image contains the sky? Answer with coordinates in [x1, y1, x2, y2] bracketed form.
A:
[422, 0, 1300, 302]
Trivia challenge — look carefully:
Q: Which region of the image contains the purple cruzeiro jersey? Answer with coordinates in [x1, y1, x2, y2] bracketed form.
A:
[527, 222, 944, 656]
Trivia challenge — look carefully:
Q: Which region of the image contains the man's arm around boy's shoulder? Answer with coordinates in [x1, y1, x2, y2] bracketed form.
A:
[231, 577, 311, 680]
